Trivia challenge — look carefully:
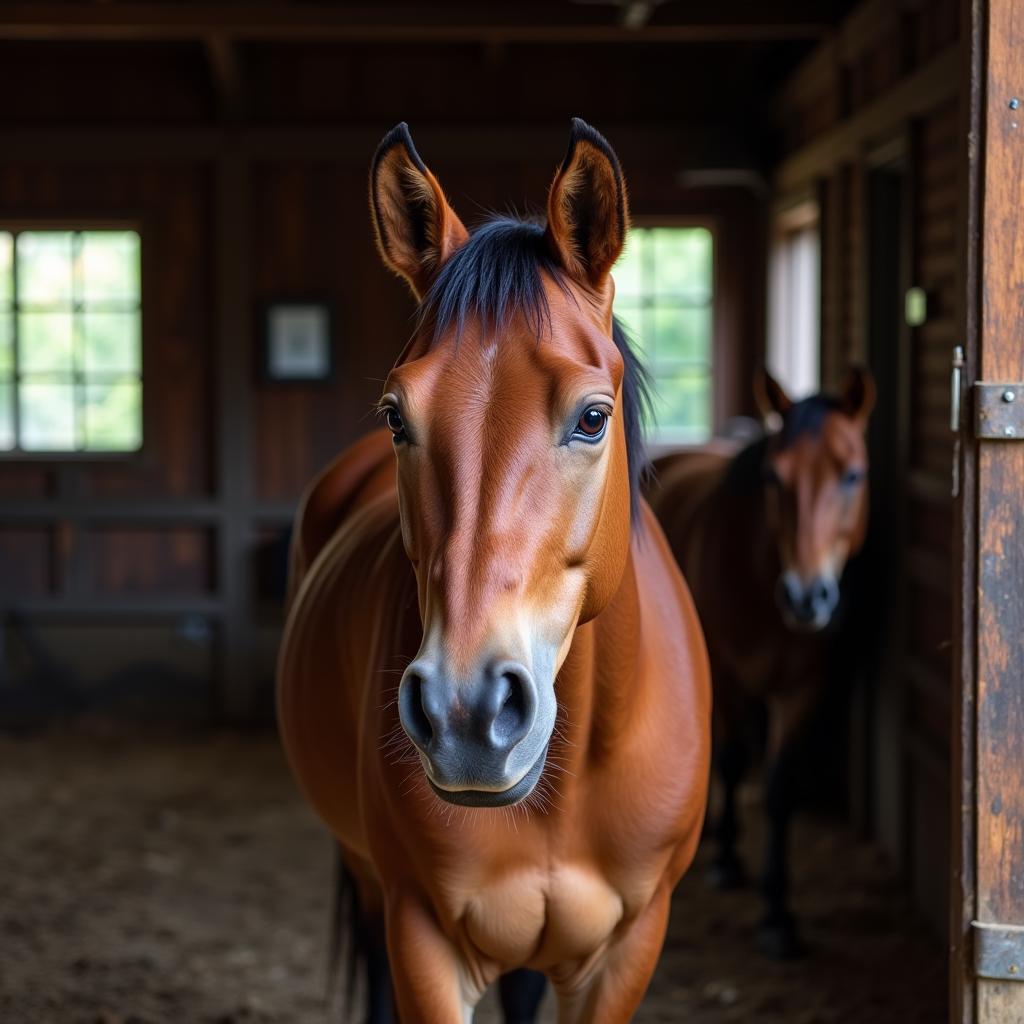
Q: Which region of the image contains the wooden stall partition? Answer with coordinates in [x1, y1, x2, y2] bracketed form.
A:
[954, 0, 1024, 1018]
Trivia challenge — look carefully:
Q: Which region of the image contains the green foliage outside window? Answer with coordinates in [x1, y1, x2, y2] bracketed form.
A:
[614, 226, 713, 442]
[0, 229, 142, 453]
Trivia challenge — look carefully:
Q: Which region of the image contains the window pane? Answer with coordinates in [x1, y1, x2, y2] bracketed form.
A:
[0, 232, 12, 309]
[651, 371, 711, 438]
[652, 305, 712, 363]
[0, 313, 12, 377]
[0, 380, 13, 450]
[613, 233, 645, 297]
[614, 303, 647, 354]
[84, 379, 141, 451]
[19, 312, 74, 373]
[81, 231, 141, 306]
[83, 311, 141, 374]
[19, 381, 76, 450]
[17, 232, 74, 306]
[652, 227, 712, 301]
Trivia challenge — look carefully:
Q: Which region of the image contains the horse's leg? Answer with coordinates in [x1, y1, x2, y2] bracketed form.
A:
[709, 728, 748, 889]
[499, 969, 547, 1024]
[386, 892, 489, 1023]
[758, 686, 816, 959]
[343, 855, 397, 1024]
[365, 930, 396, 1024]
[552, 883, 671, 1024]
[708, 673, 748, 889]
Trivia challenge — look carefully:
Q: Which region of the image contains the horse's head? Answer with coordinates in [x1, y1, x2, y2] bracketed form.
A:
[370, 120, 645, 806]
[755, 368, 875, 633]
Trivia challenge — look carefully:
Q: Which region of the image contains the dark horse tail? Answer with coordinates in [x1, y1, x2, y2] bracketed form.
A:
[329, 847, 396, 1024]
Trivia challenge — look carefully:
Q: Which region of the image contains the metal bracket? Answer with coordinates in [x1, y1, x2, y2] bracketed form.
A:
[974, 921, 1024, 980]
[974, 382, 1024, 439]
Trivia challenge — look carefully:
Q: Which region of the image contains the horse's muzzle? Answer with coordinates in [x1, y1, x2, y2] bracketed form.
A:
[397, 656, 548, 805]
[776, 570, 839, 632]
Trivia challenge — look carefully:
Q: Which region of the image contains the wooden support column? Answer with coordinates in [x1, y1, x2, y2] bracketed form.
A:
[215, 143, 253, 720]
[957, 0, 1024, 1019]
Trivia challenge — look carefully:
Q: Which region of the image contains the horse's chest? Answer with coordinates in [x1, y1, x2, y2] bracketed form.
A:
[458, 864, 625, 967]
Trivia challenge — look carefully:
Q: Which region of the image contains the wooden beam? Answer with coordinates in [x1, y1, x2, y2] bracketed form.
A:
[204, 33, 242, 122]
[215, 145, 254, 722]
[0, 2, 830, 43]
[0, 121, 765, 169]
[774, 47, 960, 191]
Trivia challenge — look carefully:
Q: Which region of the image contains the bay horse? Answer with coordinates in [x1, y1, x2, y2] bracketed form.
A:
[277, 119, 711, 1022]
[648, 368, 874, 958]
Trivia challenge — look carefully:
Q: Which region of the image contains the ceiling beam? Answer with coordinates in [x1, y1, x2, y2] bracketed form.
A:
[0, 4, 831, 44]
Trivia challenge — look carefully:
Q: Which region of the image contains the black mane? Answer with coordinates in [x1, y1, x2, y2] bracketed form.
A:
[724, 393, 845, 497]
[778, 395, 842, 448]
[417, 216, 652, 523]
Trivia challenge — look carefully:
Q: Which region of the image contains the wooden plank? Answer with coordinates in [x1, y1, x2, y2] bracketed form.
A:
[10, 596, 222, 617]
[0, 123, 749, 167]
[0, 2, 830, 43]
[215, 149, 253, 721]
[907, 653, 952, 708]
[775, 47, 960, 190]
[971, 0, 1024, 1018]
[907, 546, 953, 598]
[0, 501, 222, 524]
[204, 33, 242, 122]
[952, 0, 982, 1011]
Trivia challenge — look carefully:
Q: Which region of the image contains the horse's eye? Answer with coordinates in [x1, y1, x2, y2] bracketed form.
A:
[763, 465, 782, 487]
[574, 407, 608, 441]
[841, 468, 865, 488]
[383, 406, 406, 440]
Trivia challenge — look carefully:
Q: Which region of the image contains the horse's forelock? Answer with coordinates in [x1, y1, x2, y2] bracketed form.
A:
[414, 215, 651, 525]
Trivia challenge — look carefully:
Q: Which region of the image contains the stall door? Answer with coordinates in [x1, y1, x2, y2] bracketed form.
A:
[954, 0, 1024, 1019]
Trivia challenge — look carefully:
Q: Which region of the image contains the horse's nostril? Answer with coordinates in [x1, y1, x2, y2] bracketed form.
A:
[809, 576, 838, 615]
[399, 669, 434, 750]
[488, 665, 537, 750]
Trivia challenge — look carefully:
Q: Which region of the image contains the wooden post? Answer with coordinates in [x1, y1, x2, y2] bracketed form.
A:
[215, 143, 254, 720]
[957, 0, 1024, 1019]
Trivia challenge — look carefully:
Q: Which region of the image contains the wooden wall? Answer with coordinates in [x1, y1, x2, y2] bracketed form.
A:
[0, 33, 774, 721]
[772, 0, 961, 939]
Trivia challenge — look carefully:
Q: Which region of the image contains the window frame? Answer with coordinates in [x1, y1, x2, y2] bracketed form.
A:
[618, 214, 720, 452]
[766, 195, 821, 401]
[0, 217, 146, 463]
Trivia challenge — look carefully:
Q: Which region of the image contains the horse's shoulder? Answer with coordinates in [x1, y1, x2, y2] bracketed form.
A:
[288, 429, 397, 606]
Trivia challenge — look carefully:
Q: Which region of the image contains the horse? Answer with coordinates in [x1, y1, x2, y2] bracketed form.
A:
[647, 368, 874, 958]
[277, 119, 711, 1023]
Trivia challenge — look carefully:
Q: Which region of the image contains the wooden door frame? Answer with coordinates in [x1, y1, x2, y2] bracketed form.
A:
[954, 0, 1024, 1018]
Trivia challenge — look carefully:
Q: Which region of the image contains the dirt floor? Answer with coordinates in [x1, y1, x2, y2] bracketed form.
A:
[0, 726, 946, 1024]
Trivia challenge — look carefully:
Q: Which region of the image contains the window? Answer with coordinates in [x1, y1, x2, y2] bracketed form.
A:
[767, 201, 820, 398]
[0, 229, 142, 453]
[614, 226, 713, 443]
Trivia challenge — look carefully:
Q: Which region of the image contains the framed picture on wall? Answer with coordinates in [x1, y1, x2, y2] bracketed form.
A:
[262, 300, 334, 382]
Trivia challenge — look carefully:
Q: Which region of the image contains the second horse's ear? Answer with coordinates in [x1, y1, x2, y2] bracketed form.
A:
[370, 122, 469, 300]
[840, 366, 876, 424]
[545, 118, 629, 295]
[754, 368, 794, 421]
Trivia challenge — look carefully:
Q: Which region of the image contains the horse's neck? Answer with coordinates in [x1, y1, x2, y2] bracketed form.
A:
[555, 549, 644, 765]
[711, 470, 778, 602]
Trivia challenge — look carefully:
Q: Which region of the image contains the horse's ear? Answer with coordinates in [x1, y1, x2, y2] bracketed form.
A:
[545, 118, 629, 293]
[840, 366, 876, 424]
[370, 122, 469, 300]
[754, 368, 793, 421]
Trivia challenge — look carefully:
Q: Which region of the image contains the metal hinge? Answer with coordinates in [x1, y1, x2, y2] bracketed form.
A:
[973, 921, 1024, 980]
[975, 381, 1024, 439]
